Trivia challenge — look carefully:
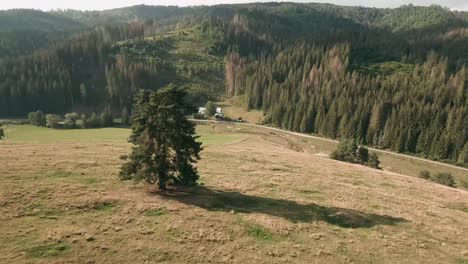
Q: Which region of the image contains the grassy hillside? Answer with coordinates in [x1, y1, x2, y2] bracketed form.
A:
[144, 26, 225, 99]
[1, 124, 467, 263]
[108, 25, 226, 103]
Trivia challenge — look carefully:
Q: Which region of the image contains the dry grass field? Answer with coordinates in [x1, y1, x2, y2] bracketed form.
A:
[0, 124, 467, 263]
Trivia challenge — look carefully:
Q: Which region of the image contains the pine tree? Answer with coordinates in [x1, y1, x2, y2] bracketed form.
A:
[356, 146, 369, 164]
[80, 83, 87, 105]
[119, 85, 203, 190]
[28, 110, 46, 126]
[100, 106, 113, 127]
[433, 173, 456, 188]
[121, 107, 130, 126]
[205, 101, 217, 116]
[458, 143, 468, 165]
[367, 152, 381, 169]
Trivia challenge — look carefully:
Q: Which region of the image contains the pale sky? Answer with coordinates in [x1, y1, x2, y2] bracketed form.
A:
[0, 0, 467, 11]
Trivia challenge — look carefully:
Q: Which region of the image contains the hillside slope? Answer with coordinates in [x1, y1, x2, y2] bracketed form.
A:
[0, 123, 467, 263]
[0, 10, 84, 58]
[0, 9, 84, 32]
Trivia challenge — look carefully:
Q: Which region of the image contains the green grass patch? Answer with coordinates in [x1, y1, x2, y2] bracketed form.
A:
[245, 223, 273, 241]
[80, 177, 99, 185]
[28, 170, 82, 183]
[455, 257, 468, 264]
[25, 243, 69, 258]
[92, 201, 118, 212]
[5, 125, 247, 146]
[23, 203, 62, 218]
[297, 189, 324, 201]
[460, 180, 468, 189]
[144, 208, 168, 217]
[197, 134, 247, 146]
[43, 170, 75, 179]
[3, 125, 130, 143]
[380, 182, 396, 188]
[447, 203, 468, 214]
[237, 219, 273, 241]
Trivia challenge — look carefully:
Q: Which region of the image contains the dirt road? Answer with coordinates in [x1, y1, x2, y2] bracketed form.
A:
[191, 119, 468, 173]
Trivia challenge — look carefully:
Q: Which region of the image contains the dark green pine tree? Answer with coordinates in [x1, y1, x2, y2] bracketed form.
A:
[121, 107, 130, 126]
[119, 85, 203, 190]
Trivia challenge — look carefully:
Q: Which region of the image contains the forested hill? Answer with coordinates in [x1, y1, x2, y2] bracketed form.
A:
[0, 3, 467, 165]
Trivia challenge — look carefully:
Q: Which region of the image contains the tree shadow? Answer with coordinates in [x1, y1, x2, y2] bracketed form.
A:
[159, 186, 407, 228]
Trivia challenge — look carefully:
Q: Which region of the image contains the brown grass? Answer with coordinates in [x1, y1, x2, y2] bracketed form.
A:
[219, 96, 264, 124]
[0, 124, 467, 263]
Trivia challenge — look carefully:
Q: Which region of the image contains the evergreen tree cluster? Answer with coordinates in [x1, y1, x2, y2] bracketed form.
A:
[0, 23, 171, 117]
[27, 110, 46, 126]
[330, 139, 380, 169]
[230, 43, 467, 164]
[28, 108, 116, 129]
[419, 170, 456, 188]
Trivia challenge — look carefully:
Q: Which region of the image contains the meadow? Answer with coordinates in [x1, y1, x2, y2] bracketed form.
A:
[0, 124, 467, 263]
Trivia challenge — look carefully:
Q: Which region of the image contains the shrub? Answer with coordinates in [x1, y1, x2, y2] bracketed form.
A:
[357, 146, 369, 163]
[46, 114, 61, 129]
[100, 107, 113, 127]
[205, 101, 217, 116]
[330, 139, 358, 163]
[331, 139, 380, 169]
[121, 107, 130, 126]
[457, 143, 468, 167]
[87, 113, 100, 128]
[419, 170, 431, 179]
[367, 152, 381, 169]
[0, 127, 4, 140]
[432, 173, 456, 188]
[28, 110, 46, 126]
[81, 114, 89, 129]
[81, 113, 101, 129]
[63, 112, 79, 129]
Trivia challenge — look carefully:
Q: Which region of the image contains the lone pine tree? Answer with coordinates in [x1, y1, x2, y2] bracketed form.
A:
[119, 85, 202, 190]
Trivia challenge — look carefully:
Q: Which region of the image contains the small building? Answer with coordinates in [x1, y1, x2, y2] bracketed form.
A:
[198, 107, 206, 115]
[216, 107, 222, 114]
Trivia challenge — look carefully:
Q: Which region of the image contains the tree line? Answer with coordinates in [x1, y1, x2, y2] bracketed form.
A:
[27, 108, 128, 129]
[0, 23, 170, 117]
